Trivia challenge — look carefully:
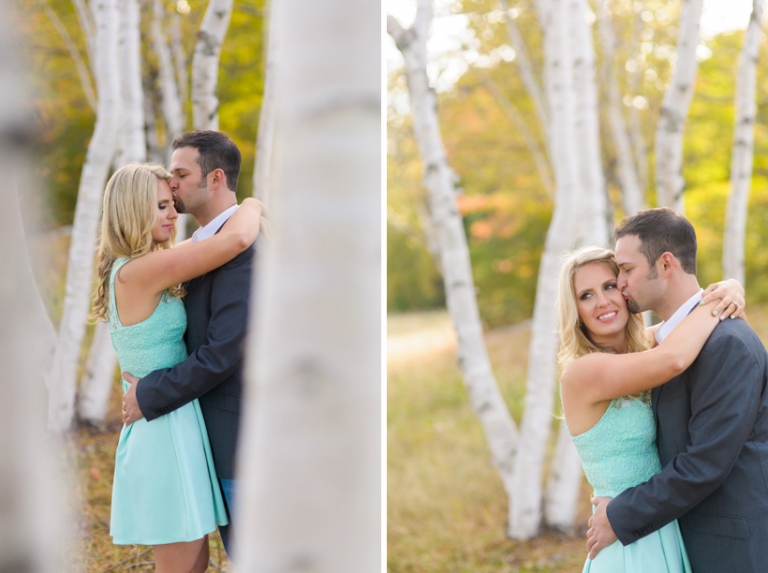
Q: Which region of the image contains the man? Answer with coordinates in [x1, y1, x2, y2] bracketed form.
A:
[587, 207, 768, 572]
[122, 130, 257, 555]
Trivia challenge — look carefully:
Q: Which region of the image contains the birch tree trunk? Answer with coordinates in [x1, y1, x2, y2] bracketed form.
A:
[389, 0, 520, 518]
[113, 0, 144, 166]
[236, 0, 380, 569]
[597, 0, 644, 216]
[511, 0, 587, 539]
[152, 0, 185, 147]
[191, 0, 234, 130]
[1, 1, 70, 566]
[570, 0, 608, 244]
[722, 0, 762, 284]
[654, 0, 703, 211]
[253, 0, 279, 204]
[47, 0, 121, 432]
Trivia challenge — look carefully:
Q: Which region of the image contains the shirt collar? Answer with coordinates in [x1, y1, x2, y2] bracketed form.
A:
[191, 204, 239, 243]
[655, 289, 703, 343]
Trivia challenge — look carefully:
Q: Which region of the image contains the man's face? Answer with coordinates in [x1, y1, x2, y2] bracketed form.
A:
[615, 234, 664, 314]
[169, 146, 208, 216]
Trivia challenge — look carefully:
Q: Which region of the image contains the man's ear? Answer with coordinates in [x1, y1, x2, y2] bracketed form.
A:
[659, 252, 676, 275]
[210, 167, 226, 190]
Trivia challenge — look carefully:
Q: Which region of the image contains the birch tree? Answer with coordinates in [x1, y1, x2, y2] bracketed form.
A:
[597, 0, 644, 216]
[722, 0, 763, 284]
[389, 0, 520, 535]
[654, 0, 704, 212]
[151, 0, 185, 150]
[1, 0, 70, 566]
[191, 0, 234, 130]
[78, 0, 147, 427]
[47, 0, 121, 432]
[236, 0, 380, 568]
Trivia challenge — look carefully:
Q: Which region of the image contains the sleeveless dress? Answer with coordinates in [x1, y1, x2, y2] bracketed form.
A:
[570, 397, 692, 573]
[107, 257, 228, 545]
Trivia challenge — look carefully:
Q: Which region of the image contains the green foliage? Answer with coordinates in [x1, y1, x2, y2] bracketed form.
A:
[18, 0, 265, 228]
[388, 1, 768, 326]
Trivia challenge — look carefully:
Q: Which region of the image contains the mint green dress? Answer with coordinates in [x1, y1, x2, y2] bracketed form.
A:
[570, 397, 692, 573]
[107, 257, 228, 545]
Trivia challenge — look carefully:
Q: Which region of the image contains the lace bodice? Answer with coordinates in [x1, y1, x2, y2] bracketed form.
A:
[107, 257, 187, 390]
[571, 397, 662, 497]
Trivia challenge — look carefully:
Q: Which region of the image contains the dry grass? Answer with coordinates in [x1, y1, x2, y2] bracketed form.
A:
[388, 311, 592, 573]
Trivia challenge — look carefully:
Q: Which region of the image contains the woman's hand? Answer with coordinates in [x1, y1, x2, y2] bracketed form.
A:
[700, 279, 746, 321]
[227, 198, 266, 245]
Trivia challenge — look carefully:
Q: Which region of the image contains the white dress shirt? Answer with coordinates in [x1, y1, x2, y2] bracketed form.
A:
[191, 204, 239, 243]
[655, 290, 704, 343]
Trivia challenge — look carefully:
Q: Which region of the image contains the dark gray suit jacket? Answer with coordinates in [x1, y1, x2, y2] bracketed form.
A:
[607, 318, 768, 572]
[135, 237, 256, 481]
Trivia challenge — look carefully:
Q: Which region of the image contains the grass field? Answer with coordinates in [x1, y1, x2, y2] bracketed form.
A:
[387, 311, 591, 573]
[387, 307, 768, 573]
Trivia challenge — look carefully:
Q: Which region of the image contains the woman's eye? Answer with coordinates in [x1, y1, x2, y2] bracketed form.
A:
[158, 204, 166, 210]
[606, 283, 617, 290]
[579, 293, 591, 301]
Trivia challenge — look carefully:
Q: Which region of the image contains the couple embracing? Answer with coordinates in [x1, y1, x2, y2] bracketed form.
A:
[558, 207, 768, 573]
[91, 130, 262, 571]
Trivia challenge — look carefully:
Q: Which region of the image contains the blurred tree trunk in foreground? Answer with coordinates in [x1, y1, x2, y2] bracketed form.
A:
[236, 0, 380, 569]
[1, 1, 70, 568]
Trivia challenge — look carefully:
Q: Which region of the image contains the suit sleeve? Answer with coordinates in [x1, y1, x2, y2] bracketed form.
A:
[135, 246, 253, 420]
[607, 328, 763, 544]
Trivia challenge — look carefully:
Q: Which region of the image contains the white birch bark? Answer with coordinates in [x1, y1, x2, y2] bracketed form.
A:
[152, 0, 185, 146]
[0, 1, 71, 566]
[236, 0, 380, 569]
[597, 0, 644, 216]
[114, 0, 145, 165]
[722, 0, 762, 284]
[253, 0, 279, 204]
[511, 0, 581, 539]
[570, 0, 608, 245]
[654, 0, 704, 212]
[389, 0, 519, 517]
[47, 0, 121, 432]
[191, 0, 234, 130]
[544, 421, 585, 532]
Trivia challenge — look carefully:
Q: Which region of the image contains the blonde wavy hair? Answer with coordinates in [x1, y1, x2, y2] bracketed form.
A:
[91, 163, 183, 321]
[556, 246, 650, 398]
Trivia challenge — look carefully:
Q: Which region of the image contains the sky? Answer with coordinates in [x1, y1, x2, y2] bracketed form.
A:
[386, 0, 758, 91]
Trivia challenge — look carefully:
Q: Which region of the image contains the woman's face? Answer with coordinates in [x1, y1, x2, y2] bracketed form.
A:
[573, 262, 629, 349]
[150, 179, 178, 245]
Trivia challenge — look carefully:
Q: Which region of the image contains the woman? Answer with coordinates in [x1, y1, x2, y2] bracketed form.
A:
[557, 246, 744, 573]
[91, 163, 262, 573]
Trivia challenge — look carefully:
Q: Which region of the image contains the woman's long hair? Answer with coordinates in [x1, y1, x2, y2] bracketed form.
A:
[91, 163, 183, 321]
[556, 246, 650, 388]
